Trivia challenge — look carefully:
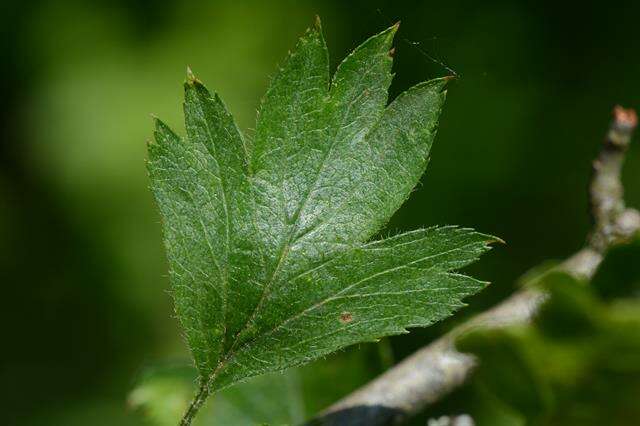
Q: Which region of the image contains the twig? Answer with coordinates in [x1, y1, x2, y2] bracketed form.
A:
[311, 106, 639, 426]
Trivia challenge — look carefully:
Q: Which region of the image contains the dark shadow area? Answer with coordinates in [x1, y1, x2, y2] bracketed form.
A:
[305, 405, 405, 426]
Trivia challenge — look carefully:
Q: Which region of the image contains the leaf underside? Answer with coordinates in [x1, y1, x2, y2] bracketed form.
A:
[147, 19, 495, 400]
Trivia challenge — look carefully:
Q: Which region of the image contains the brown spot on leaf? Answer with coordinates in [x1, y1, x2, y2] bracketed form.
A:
[340, 312, 353, 323]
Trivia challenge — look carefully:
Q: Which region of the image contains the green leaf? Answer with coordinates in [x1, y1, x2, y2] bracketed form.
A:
[457, 271, 640, 425]
[129, 364, 304, 426]
[129, 349, 378, 426]
[129, 364, 197, 426]
[147, 19, 495, 421]
[591, 237, 640, 300]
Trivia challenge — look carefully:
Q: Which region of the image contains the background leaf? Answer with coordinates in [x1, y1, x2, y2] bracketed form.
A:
[456, 267, 640, 426]
[130, 348, 378, 426]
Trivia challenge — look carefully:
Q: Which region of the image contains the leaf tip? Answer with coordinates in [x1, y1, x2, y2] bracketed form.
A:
[480, 233, 505, 246]
[186, 66, 200, 85]
[492, 236, 507, 245]
[314, 14, 322, 30]
[430, 75, 456, 93]
[151, 115, 163, 129]
[380, 21, 399, 41]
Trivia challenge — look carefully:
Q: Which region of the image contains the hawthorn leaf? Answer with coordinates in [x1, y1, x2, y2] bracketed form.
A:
[147, 19, 496, 422]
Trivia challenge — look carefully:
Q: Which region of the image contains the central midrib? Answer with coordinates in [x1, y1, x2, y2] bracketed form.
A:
[214, 43, 391, 381]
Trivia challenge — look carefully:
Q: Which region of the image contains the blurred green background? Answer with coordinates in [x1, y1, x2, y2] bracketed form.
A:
[2, 0, 639, 424]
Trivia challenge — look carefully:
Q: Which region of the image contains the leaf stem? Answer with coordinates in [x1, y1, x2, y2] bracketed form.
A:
[179, 381, 210, 426]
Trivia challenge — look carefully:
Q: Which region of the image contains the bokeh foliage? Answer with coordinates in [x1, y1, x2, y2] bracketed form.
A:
[457, 243, 640, 425]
